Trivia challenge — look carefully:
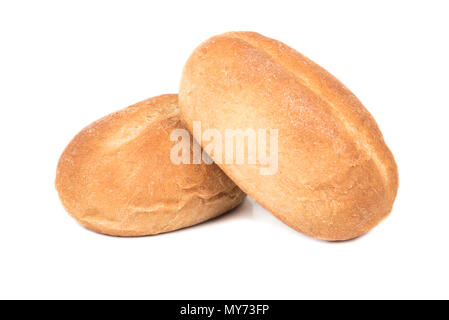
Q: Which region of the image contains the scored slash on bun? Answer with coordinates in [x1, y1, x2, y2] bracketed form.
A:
[55, 94, 246, 236]
[179, 32, 398, 241]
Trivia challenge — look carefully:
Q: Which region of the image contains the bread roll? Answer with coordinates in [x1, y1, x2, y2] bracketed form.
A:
[179, 32, 398, 241]
[56, 94, 245, 236]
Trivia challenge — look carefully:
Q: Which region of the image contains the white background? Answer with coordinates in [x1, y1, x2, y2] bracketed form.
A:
[1, 0, 448, 299]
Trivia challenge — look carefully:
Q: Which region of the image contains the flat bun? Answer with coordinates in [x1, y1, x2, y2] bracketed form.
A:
[179, 32, 398, 240]
[56, 94, 245, 236]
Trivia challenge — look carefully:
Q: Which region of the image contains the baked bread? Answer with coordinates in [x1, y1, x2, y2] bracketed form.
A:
[55, 94, 245, 236]
[179, 32, 398, 240]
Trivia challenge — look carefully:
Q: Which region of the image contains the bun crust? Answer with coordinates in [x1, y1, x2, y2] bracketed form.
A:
[56, 94, 245, 236]
[179, 32, 398, 240]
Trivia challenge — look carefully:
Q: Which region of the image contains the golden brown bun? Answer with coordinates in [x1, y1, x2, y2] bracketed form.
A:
[56, 94, 246, 236]
[179, 32, 398, 241]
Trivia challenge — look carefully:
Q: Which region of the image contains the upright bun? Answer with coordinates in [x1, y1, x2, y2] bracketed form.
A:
[56, 94, 245, 236]
[179, 32, 398, 240]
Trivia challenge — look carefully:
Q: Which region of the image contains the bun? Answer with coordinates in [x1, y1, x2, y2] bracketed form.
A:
[56, 94, 245, 236]
[179, 32, 398, 240]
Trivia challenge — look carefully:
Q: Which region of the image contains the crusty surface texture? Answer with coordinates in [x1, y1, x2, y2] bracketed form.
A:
[179, 32, 398, 241]
[56, 94, 245, 236]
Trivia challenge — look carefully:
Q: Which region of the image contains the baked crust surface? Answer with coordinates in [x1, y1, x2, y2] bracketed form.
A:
[56, 94, 245, 236]
[179, 32, 398, 240]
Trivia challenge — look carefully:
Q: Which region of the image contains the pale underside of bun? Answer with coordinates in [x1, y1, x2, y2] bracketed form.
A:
[56, 94, 245, 236]
[179, 32, 398, 241]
